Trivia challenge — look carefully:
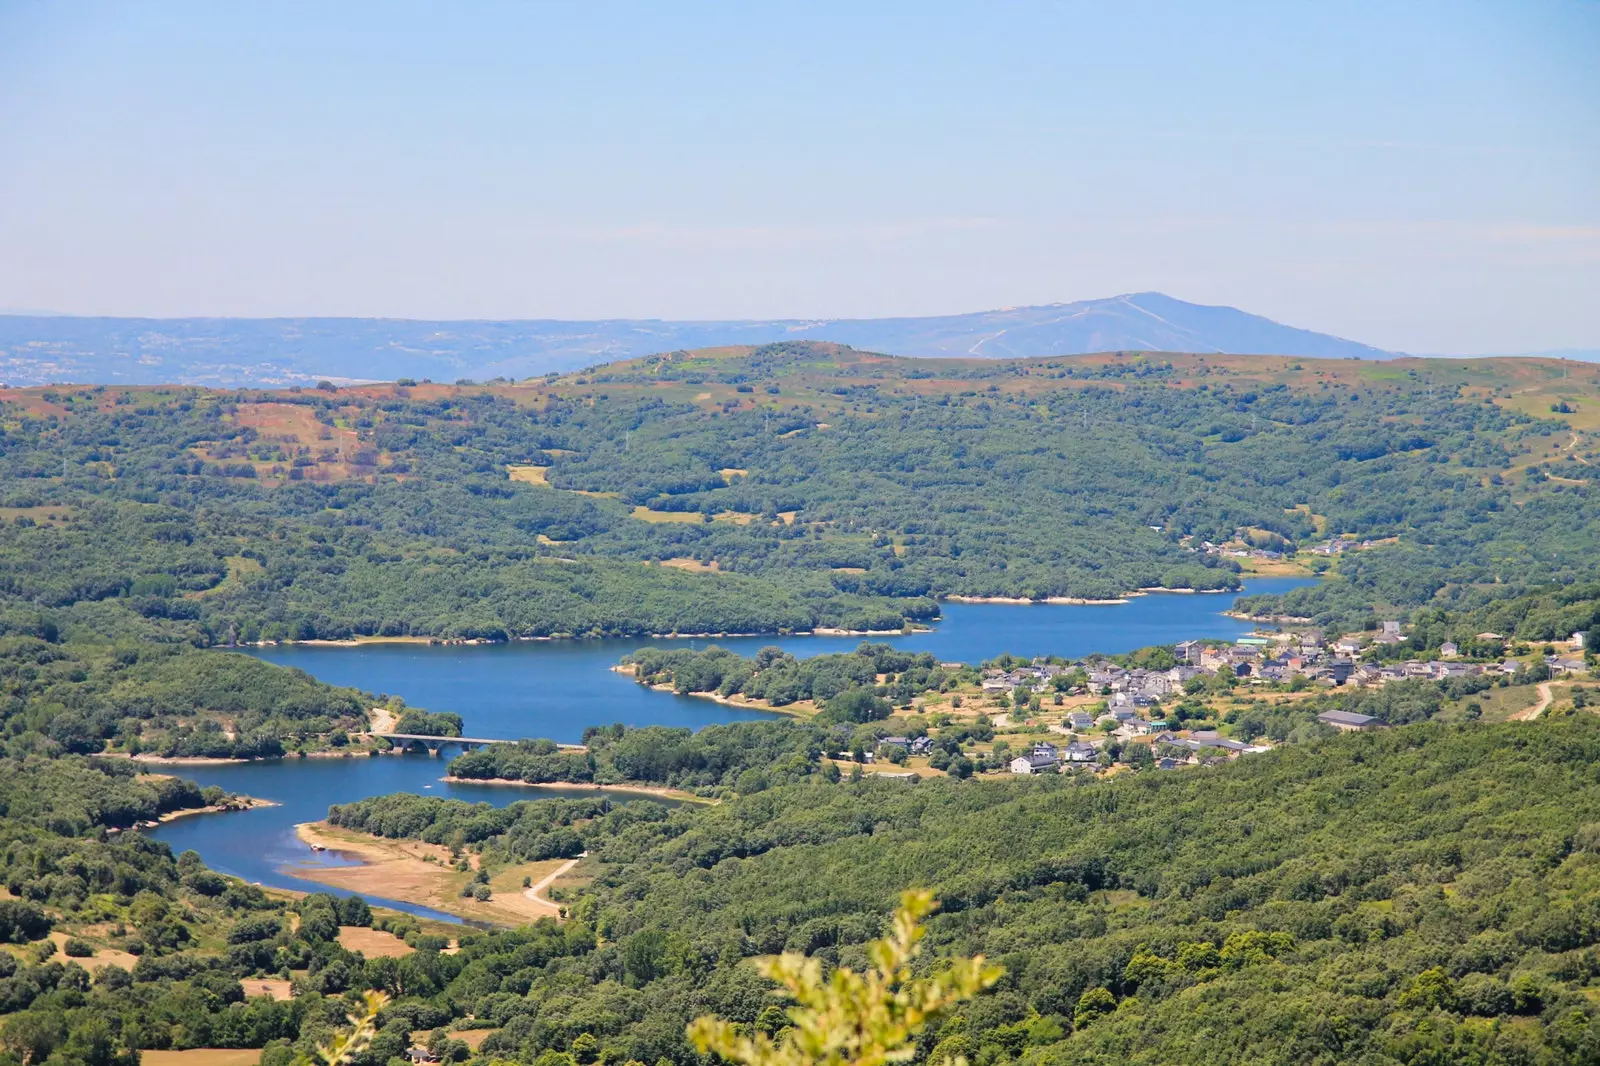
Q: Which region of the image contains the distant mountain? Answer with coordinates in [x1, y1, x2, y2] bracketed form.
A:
[0, 293, 1402, 387]
[781, 293, 1396, 361]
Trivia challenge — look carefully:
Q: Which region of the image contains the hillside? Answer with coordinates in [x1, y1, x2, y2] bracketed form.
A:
[319, 719, 1600, 1065]
[2, 343, 1597, 645]
[0, 294, 1397, 387]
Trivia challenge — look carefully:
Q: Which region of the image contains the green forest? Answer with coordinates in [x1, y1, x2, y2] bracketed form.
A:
[42, 720, 1599, 1066]
[1, 346, 1598, 1066]
[2, 345, 1597, 645]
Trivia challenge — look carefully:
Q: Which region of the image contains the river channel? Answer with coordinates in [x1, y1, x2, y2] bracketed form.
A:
[150, 578, 1313, 920]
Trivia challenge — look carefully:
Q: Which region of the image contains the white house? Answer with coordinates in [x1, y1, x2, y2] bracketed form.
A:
[1010, 751, 1058, 775]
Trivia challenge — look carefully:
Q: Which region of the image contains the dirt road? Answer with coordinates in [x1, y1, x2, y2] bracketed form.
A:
[524, 853, 585, 917]
[1511, 682, 1555, 721]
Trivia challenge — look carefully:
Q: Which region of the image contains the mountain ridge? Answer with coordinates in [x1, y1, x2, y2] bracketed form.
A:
[0, 292, 1571, 387]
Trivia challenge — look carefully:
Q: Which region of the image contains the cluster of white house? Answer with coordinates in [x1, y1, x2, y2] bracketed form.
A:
[984, 625, 1589, 704]
[985, 625, 1591, 776]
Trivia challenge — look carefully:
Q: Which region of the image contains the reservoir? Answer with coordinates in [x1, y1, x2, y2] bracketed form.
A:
[151, 577, 1312, 919]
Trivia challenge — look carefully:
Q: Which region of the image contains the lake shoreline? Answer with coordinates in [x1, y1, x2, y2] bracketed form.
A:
[944, 587, 1238, 606]
[101, 749, 394, 767]
[287, 822, 562, 927]
[118, 795, 279, 829]
[233, 587, 1278, 648]
[611, 664, 814, 719]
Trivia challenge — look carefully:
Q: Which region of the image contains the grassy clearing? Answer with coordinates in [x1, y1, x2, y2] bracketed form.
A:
[336, 925, 413, 958]
[141, 1051, 266, 1066]
[411, 1029, 500, 1051]
[188, 555, 264, 599]
[630, 506, 705, 524]
[241, 978, 295, 1000]
[1444, 681, 1545, 723]
[0, 505, 71, 523]
[506, 464, 550, 485]
[660, 557, 719, 572]
[42, 929, 140, 971]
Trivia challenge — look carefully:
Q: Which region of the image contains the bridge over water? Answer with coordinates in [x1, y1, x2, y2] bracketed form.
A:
[373, 733, 587, 757]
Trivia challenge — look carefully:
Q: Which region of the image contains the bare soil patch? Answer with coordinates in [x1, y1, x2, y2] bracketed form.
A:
[45, 930, 139, 971]
[290, 823, 574, 927]
[337, 925, 413, 958]
[241, 978, 295, 1000]
[506, 464, 550, 485]
[142, 1051, 266, 1066]
[661, 557, 719, 572]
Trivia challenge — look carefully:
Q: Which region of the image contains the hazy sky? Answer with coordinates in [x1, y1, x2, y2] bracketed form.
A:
[1, 1, 1596, 353]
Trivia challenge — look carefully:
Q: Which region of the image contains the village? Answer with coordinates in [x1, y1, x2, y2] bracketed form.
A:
[851, 621, 1594, 779]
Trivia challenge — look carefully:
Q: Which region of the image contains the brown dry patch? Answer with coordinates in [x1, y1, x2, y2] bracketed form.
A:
[0, 505, 71, 525]
[630, 506, 704, 524]
[719, 467, 748, 482]
[45, 930, 140, 971]
[1232, 554, 1315, 577]
[242, 978, 295, 1001]
[212, 402, 381, 483]
[290, 823, 574, 926]
[824, 759, 946, 779]
[337, 925, 413, 958]
[411, 1029, 499, 1051]
[661, 557, 719, 572]
[507, 464, 550, 485]
[142, 1052, 266, 1066]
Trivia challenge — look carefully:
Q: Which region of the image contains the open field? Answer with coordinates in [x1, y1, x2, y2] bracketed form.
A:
[42, 929, 140, 971]
[630, 505, 704, 524]
[336, 925, 413, 958]
[241, 978, 295, 1000]
[141, 1051, 265, 1066]
[0, 504, 72, 524]
[506, 463, 549, 484]
[660, 556, 719, 572]
[412, 1029, 499, 1051]
[1447, 681, 1549, 723]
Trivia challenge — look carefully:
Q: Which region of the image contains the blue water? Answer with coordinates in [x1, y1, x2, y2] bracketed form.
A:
[238, 578, 1314, 744]
[151, 578, 1311, 920]
[152, 760, 626, 923]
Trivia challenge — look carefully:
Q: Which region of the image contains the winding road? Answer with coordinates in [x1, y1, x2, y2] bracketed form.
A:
[523, 853, 586, 917]
[1511, 682, 1555, 721]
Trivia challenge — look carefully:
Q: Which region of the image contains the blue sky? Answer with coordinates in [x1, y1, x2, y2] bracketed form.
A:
[0, 1, 1595, 353]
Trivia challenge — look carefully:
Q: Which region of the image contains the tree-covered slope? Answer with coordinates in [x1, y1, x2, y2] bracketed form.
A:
[2, 346, 1596, 640]
[322, 719, 1600, 1066]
